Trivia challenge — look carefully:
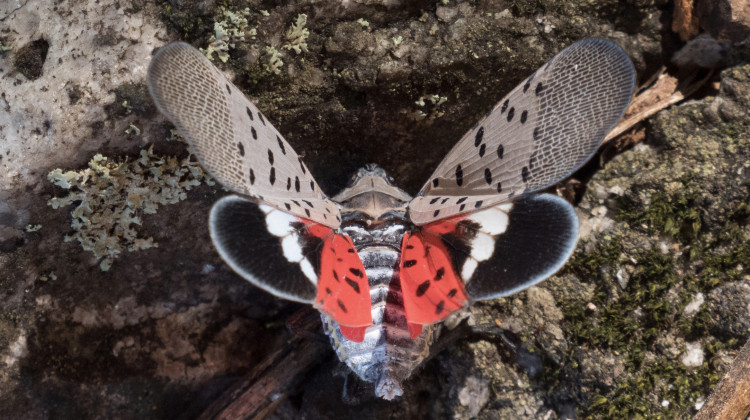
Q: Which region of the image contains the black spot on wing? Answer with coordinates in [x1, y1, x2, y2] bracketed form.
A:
[435, 267, 445, 281]
[349, 268, 363, 278]
[432, 178, 439, 188]
[249, 169, 255, 185]
[295, 176, 300, 192]
[497, 144, 504, 159]
[337, 299, 347, 313]
[246, 107, 254, 120]
[533, 126, 542, 141]
[456, 165, 463, 186]
[416, 280, 430, 297]
[507, 107, 515, 122]
[484, 168, 492, 185]
[535, 82, 545, 96]
[268, 150, 274, 165]
[404, 260, 417, 268]
[276, 136, 286, 154]
[237, 142, 245, 156]
[269, 167, 276, 185]
[345, 277, 361, 294]
[435, 300, 445, 315]
[479, 144, 486, 157]
[474, 127, 484, 147]
[251, 126, 257, 140]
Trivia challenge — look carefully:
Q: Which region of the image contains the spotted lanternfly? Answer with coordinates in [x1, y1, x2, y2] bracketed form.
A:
[148, 38, 635, 400]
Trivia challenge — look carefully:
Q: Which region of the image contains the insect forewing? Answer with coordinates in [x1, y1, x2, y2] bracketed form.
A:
[148, 42, 341, 228]
[408, 38, 635, 225]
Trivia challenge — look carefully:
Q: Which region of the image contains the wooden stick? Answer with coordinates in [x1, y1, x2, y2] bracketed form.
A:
[694, 338, 750, 420]
[197, 310, 330, 420]
[603, 67, 713, 145]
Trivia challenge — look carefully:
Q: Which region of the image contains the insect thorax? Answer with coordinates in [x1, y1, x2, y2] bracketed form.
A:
[322, 165, 438, 400]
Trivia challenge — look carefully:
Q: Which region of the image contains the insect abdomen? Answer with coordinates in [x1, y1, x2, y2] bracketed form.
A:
[322, 233, 437, 400]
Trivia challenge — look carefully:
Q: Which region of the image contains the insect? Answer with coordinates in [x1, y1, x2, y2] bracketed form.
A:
[147, 38, 634, 400]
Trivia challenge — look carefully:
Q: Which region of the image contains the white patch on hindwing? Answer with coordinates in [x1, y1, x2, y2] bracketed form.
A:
[260, 204, 318, 284]
[281, 234, 304, 261]
[461, 203, 513, 281]
[299, 259, 317, 283]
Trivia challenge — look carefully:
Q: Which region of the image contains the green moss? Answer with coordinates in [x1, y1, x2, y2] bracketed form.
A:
[159, 2, 211, 42]
[13, 39, 49, 80]
[615, 179, 703, 247]
[564, 250, 679, 365]
[585, 358, 724, 419]
[566, 237, 624, 280]
[114, 82, 154, 116]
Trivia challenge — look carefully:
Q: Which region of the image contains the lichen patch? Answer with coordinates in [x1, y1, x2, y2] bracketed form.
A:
[47, 147, 213, 271]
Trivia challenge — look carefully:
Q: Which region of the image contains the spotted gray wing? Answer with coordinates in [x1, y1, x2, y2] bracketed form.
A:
[148, 42, 341, 228]
[408, 38, 635, 225]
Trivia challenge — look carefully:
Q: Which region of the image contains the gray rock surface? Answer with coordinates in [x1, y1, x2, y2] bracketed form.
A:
[1, 0, 748, 418]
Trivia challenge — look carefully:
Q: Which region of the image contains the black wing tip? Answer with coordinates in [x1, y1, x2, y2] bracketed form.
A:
[465, 193, 579, 301]
[209, 194, 318, 305]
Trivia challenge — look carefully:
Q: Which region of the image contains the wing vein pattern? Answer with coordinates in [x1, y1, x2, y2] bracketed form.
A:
[148, 42, 341, 228]
[408, 38, 635, 225]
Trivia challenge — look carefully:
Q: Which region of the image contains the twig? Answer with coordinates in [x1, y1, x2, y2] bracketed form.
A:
[196, 309, 329, 420]
[694, 338, 750, 420]
[603, 66, 713, 145]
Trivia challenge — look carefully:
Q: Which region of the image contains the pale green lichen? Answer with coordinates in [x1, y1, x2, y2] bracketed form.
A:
[0, 44, 11, 52]
[392, 35, 403, 46]
[411, 94, 448, 120]
[283, 14, 309, 54]
[47, 147, 212, 271]
[124, 124, 141, 136]
[264, 46, 284, 75]
[25, 224, 42, 232]
[167, 128, 185, 142]
[40, 272, 56, 281]
[259, 10, 270, 17]
[201, 7, 257, 63]
[356, 18, 369, 28]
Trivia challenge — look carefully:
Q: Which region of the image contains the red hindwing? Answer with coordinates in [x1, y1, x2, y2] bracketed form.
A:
[400, 221, 469, 325]
[312, 225, 372, 340]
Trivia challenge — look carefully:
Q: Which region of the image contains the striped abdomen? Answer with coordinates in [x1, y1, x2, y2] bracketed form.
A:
[321, 223, 437, 400]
